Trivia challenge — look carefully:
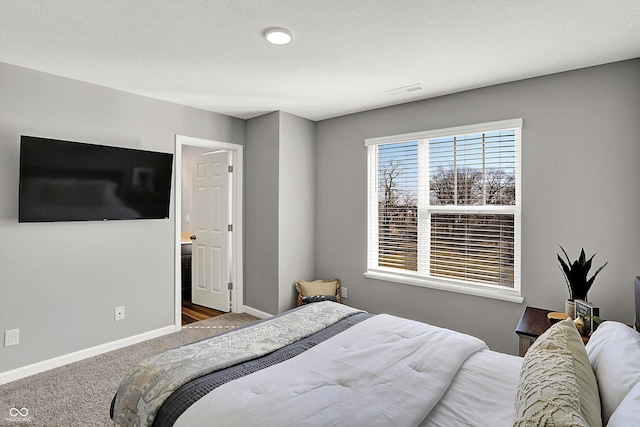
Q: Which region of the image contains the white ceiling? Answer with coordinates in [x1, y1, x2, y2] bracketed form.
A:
[1, 0, 639, 121]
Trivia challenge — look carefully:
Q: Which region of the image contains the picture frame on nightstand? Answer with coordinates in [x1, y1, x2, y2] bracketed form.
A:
[575, 299, 600, 332]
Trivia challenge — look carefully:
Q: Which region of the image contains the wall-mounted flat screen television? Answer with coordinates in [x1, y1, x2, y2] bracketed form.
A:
[19, 136, 173, 222]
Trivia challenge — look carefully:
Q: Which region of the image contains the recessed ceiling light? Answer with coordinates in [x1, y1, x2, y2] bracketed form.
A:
[264, 27, 292, 45]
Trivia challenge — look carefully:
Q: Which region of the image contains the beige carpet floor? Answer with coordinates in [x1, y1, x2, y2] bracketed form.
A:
[0, 312, 259, 427]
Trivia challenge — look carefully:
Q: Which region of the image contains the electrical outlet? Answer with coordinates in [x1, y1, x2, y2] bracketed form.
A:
[341, 287, 348, 299]
[4, 329, 19, 347]
[115, 306, 125, 321]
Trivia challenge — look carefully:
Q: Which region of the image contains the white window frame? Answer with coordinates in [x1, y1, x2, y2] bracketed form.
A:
[365, 119, 523, 303]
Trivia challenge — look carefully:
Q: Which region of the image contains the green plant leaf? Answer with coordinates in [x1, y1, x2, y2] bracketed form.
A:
[557, 245, 607, 301]
[579, 248, 587, 266]
[560, 246, 571, 265]
[583, 314, 604, 325]
[586, 261, 609, 286]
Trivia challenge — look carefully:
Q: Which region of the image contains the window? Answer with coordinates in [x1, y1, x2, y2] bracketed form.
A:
[366, 119, 522, 302]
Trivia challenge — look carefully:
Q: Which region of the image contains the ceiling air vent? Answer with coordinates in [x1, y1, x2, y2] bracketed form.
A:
[385, 84, 426, 96]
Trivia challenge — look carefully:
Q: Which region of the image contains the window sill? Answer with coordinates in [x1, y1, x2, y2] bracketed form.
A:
[363, 270, 524, 304]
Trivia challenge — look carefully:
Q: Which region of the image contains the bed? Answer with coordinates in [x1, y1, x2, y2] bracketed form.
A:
[110, 297, 640, 427]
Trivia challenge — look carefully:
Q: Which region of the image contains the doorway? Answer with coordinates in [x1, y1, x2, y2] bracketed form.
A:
[174, 135, 244, 331]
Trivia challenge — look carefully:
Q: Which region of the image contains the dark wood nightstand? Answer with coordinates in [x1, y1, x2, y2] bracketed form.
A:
[515, 306, 554, 356]
[516, 306, 592, 356]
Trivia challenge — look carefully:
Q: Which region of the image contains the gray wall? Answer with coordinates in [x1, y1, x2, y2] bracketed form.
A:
[314, 59, 640, 355]
[244, 111, 316, 314]
[278, 112, 316, 311]
[0, 62, 244, 372]
[245, 112, 280, 314]
[2, 57, 638, 374]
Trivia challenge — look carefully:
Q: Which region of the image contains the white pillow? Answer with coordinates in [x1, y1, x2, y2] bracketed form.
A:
[585, 321, 640, 424]
[607, 381, 640, 427]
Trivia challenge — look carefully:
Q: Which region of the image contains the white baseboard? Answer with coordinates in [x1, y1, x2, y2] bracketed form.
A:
[1, 308, 270, 385]
[241, 305, 272, 319]
[0, 325, 175, 385]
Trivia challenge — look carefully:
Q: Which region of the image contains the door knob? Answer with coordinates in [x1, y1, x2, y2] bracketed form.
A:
[190, 235, 196, 240]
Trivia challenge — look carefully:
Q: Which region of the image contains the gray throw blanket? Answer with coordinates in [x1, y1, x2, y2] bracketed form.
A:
[112, 302, 362, 427]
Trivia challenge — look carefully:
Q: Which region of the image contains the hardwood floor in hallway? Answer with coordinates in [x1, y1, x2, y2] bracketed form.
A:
[182, 300, 225, 325]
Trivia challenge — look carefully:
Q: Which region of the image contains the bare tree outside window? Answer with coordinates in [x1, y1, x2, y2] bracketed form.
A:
[374, 129, 517, 288]
[429, 165, 515, 206]
[378, 151, 418, 271]
[367, 121, 521, 296]
[428, 131, 516, 287]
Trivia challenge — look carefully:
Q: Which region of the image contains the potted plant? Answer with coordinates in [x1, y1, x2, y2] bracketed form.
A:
[557, 246, 607, 317]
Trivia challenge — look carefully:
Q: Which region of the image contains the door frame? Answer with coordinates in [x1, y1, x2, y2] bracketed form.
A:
[174, 134, 244, 330]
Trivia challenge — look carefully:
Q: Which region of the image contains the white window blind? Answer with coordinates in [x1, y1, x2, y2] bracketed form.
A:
[366, 119, 522, 302]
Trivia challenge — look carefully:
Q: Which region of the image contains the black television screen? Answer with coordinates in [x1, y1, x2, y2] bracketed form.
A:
[19, 136, 173, 222]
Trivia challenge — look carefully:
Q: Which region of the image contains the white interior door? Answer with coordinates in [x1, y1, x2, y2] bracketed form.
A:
[191, 151, 231, 312]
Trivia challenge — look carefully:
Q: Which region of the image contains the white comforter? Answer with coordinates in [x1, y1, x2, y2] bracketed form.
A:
[175, 314, 490, 427]
[422, 349, 522, 426]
